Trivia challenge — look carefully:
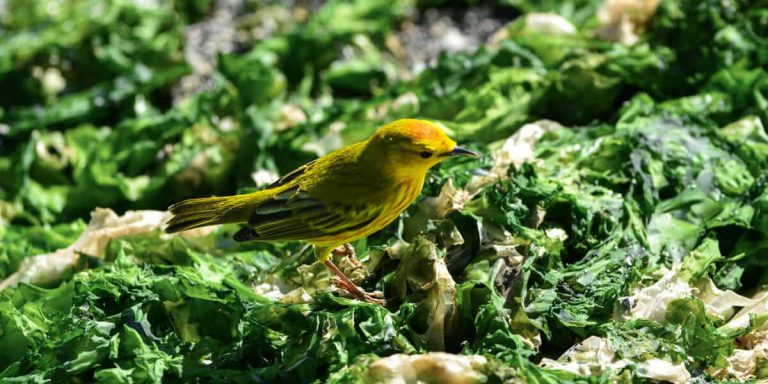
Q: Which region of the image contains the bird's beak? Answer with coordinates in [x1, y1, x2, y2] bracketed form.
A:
[442, 146, 479, 157]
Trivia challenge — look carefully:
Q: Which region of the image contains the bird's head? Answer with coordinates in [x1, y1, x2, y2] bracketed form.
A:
[366, 119, 477, 175]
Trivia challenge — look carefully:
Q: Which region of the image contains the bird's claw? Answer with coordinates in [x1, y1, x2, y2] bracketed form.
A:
[332, 243, 363, 268]
[332, 279, 386, 306]
[324, 250, 383, 306]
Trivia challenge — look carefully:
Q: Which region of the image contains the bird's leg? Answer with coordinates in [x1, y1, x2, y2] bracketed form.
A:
[332, 243, 362, 267]
[324, 259, 385, 306]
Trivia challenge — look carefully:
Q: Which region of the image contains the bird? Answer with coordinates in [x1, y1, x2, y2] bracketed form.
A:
[164, 119, 478, 304]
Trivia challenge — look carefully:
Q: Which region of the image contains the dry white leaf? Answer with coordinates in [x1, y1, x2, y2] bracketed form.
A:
[541, 335, 691, 383]
[0, 208, 180, 291]
[525, 13, 577, 36]
[365, 353, 488, 384]
[596, 0, 661, 44]
[616, 267, 693, 322]
[709, 328, 768, 381]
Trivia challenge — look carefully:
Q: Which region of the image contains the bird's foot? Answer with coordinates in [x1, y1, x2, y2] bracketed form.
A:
[332, 243, 363, 268]
[333, 280, 386, 306]
[324, 259, 385, 306]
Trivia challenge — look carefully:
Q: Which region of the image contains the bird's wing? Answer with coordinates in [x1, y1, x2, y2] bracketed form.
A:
[267, 159, 317, 188]
[237, 185, 379, 241]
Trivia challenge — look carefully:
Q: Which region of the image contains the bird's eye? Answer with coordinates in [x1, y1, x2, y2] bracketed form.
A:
[419, 151, 433, 159]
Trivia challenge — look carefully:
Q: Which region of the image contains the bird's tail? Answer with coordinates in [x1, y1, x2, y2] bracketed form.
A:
[164, 192, 264, 233]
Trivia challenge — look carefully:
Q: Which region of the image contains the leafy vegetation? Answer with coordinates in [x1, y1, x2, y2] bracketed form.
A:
[1, 0, 767, 382]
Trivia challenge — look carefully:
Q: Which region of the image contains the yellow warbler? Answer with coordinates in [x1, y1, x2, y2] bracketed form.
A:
[165, 119, 477, 303]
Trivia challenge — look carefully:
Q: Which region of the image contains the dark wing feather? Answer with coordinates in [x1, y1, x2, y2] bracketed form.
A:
[267, 159, 317, 189]
[235, 185, 379, 242]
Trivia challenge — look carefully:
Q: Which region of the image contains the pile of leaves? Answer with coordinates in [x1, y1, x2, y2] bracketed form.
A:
[1, 0, 767, 382]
